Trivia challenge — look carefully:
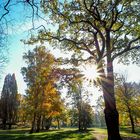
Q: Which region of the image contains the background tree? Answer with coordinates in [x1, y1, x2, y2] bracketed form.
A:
[21, 46, 64, 133]
[0, 73, 18, 129]
[17, 94, 31, 127]
[94, 95, 106, 127]
[67, 81, 94, 131]
[51, 99, 66, 129]
[115, 74, 140, 133]
[26, 1, 140, 139]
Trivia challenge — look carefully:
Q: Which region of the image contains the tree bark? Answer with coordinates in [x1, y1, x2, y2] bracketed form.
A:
[104, 107, 122, 140]
[100, 30, 122, 140]
[102, 61, 122, 140]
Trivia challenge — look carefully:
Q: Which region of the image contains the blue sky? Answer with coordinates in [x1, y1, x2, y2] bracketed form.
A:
[0, 33, 27, 93]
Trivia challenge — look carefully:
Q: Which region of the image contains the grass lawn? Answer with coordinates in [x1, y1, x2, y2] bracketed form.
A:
[0, 127, 140, 140]
[92, 126, 140, 140]
[0, 128, 96, 140]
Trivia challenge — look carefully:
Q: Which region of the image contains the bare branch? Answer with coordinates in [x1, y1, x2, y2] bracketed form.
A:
[26, 0, 38, 29]
[0, 0, 11, 21]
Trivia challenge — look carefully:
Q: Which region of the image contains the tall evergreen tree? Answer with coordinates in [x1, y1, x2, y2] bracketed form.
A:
[0, 73, 18, 129]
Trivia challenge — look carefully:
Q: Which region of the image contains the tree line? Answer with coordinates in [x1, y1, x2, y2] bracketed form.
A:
[0, 46, 140, 135]
[0, 46, 94, 132]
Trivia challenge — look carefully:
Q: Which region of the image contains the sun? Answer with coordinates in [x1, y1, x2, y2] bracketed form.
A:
[82, 64, 99, 82]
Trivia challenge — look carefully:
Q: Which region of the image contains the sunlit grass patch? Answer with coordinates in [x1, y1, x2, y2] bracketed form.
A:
[92, 127, 140, 140]
[120, 126, 140, 139]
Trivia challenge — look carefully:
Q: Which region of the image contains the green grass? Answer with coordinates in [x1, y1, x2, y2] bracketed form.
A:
[0, 128, 96, 140]
[120, 126, 140, 139]
[92, 126, 140, 139]
[0, 127, 140, 140]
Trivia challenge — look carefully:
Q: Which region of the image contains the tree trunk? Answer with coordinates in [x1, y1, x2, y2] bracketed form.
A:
[45, 117, 52, 130]
[8, 123, 12, 129]
[100, 30, 122, 140]
[57, 118, 60, 129]
[104, 106, 121, 140]
[78, 116, 81, 131]
[30, 113, 36, 133]
[36, 115, 41, 132]
[41, 116, 45, 130]
[2, 119, 6, 130]
[78, 109, 82, 131]
[70, 119, 73, 127]
[134, 116, 138, 127]
[102, 67, 122, 139]
[102, 61, 122, 140]
[83, 118, 87, 131]
[129, 114, 135, 133]
[128, 107, 135, 133]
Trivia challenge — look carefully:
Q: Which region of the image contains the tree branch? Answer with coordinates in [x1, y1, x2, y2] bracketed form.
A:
[0, 0, 11, 21]
[112, 37, 140, 60]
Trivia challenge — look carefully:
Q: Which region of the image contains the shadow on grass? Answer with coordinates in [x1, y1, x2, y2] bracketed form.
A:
[0, 129, 96, 140]
[120, 126, 140, 135]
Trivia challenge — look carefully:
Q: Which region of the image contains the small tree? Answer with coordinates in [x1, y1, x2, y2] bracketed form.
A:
[94, 96, 106, 127]
[115, 74, 140, 133]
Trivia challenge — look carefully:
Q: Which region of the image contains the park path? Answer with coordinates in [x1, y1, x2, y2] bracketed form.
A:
[94, 132, 106, 140]
[93, 132, 140, 140]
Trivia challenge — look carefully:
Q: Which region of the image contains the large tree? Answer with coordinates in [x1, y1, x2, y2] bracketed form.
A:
[26, 1, 140, 139]
[0, 73, 18, 129]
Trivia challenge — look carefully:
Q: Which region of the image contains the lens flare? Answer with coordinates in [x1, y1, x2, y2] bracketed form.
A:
[82, 64, 99, 82]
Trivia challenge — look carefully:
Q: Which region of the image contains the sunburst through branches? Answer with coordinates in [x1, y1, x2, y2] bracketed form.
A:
[82, 64, 100, 83]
